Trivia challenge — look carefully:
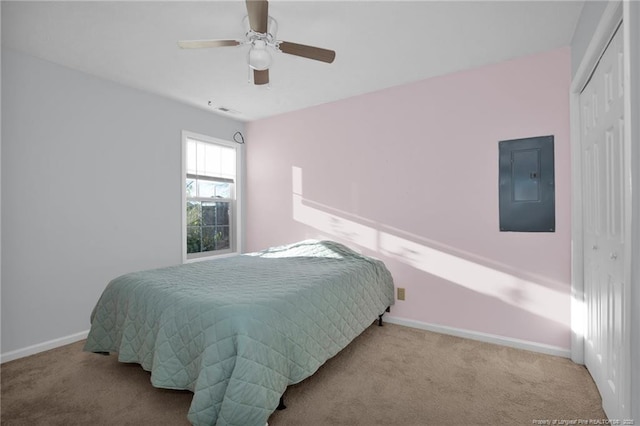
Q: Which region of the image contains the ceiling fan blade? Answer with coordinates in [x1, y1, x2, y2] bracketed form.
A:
[178, 40, 241, 49]
[278, 41, 336, 64]
[246, 0, 269, 33]
[253, 69, 269, 85]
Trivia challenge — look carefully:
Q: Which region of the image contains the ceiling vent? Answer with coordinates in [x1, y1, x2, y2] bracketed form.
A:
[216, 106, 240, 115]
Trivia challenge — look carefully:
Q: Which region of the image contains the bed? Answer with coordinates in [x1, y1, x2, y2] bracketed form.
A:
[84, 240, 395, 426]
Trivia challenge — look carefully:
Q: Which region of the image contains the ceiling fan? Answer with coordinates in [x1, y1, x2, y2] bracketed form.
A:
[178, 0, 336, 86]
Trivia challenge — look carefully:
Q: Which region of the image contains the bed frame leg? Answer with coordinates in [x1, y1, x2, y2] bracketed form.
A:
[277, 396, 286, 410]
[378, 306, 391, 326]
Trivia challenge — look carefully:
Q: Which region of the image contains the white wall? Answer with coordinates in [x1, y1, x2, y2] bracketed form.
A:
[625, 1, 640, 420]
[0, 48, 244, 359]
[1, 3, 4, 361]
[570, 0, 608, 77]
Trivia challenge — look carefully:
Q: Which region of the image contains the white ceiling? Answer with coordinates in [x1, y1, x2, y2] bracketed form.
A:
[1, 1, 584, 122]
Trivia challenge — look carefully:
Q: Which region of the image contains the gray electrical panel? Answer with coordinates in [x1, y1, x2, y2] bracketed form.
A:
[499, 135, 555, 232]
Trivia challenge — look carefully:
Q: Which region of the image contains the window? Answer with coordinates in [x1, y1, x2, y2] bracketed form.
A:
[182, 131, 242, 261]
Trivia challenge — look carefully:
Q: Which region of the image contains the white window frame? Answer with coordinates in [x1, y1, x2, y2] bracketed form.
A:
[181, 130, 243, 262]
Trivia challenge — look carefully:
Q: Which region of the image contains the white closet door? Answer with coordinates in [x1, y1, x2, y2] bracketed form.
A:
[579, 24, 627, 419]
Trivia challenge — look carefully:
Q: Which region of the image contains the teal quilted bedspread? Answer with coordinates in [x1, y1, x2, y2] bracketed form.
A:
[84, 240, 395, 426]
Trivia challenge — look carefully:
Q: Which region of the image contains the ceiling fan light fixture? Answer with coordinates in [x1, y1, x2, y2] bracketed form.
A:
[248, 40, 272, 70]
[177, 1, 335, 86]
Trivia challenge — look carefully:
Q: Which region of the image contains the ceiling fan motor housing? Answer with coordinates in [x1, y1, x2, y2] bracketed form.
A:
[245, 16, 279, 70]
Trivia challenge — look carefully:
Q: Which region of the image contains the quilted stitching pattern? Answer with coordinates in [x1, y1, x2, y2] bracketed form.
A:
[84, 240, 395, 426]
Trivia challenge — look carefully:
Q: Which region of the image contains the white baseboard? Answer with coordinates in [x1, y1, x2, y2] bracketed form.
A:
[0, 330, 90, 364]
[0, 319, 570, 363]
[385, 316, 571, 358]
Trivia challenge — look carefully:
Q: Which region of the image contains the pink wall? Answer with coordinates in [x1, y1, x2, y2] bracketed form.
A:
[246, 47, 572, 350]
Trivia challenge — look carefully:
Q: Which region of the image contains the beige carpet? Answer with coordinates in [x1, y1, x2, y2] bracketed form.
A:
[1, 323, 605, 425]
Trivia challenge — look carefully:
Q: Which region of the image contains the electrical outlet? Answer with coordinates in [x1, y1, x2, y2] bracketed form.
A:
[397, 287, 405, 301]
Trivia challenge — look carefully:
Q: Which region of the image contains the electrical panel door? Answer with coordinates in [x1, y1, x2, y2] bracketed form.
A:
[499, 135, 555, 232]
